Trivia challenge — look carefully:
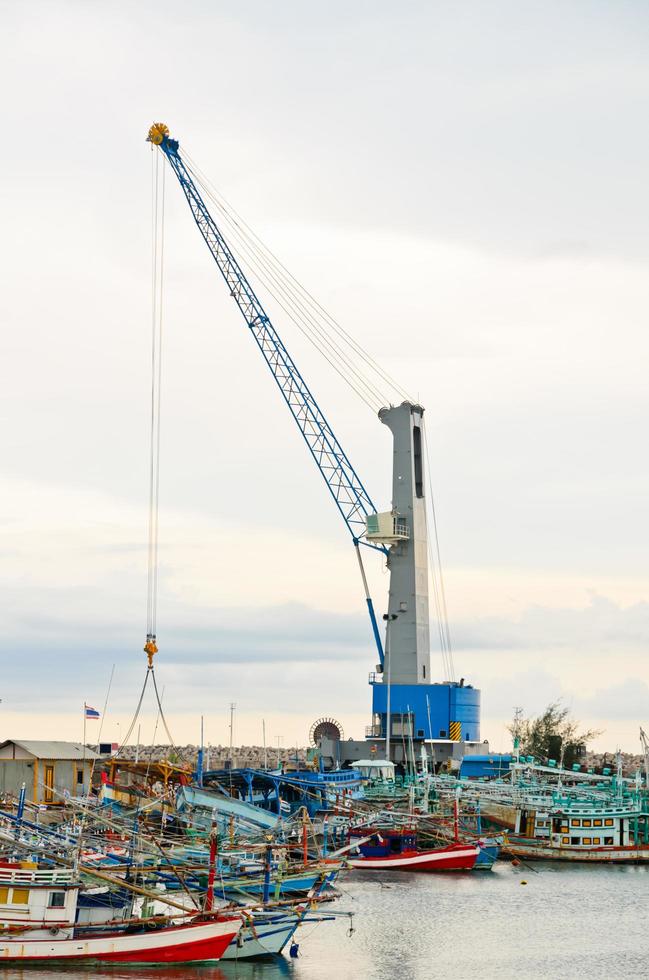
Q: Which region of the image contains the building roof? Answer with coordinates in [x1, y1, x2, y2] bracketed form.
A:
[0, 740, 101, 761]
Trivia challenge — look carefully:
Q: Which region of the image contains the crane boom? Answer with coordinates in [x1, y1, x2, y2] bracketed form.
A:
[148, 123, 386, 661]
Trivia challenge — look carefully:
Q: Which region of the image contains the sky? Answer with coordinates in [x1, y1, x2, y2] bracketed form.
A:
[1, 1, 648, 753]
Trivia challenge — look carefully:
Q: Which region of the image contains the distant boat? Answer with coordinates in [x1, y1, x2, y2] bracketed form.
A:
[500, 793, 649, 863]
[347, 827, 478, 871]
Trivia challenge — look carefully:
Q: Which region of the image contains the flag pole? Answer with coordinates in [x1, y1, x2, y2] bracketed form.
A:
[82, 703, 87, 796]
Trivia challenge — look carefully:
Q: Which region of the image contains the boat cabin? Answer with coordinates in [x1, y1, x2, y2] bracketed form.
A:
[514, 798, 646, 850]
[349, 826, 417, 858]
[0, 863, 79, 939]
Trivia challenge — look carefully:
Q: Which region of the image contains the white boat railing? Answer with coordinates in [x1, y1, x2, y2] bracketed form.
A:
[0, 867, 77, 885]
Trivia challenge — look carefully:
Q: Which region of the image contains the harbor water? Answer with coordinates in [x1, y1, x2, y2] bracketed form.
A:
[2, 862, 644, 980]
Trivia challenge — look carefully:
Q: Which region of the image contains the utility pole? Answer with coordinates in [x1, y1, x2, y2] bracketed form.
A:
[383, 613, 398, 765]
[229, 703, 236, 768]
[276, 735, 283, 770]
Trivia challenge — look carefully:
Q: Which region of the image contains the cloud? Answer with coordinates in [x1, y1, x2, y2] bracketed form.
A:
[453, 594, 649, 654]
[575, 678, 649, 722]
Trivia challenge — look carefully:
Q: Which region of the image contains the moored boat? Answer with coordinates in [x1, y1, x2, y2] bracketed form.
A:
[347, 827, 478, 871]
[0, 916, 241, 964]
[0, 860, 240, 964]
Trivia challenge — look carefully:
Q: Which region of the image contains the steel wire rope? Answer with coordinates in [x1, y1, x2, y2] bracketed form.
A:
[151, 668, 185, 759]
[182, 149, 413, 405]
[190, 177, 389, 410]
[426, 533, 452, 682]
[112, 670, 151, 760]
[181, 153, 406, 409]
[423, 426, 455, 681]
[193, 188, 387, 411]
[188, 170, 389, 410]
[151, 161, 166, 643]
[146, 150, 160, 640]
[182, 161, 384, 413]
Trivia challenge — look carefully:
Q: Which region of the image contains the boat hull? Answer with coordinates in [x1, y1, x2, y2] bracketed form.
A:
[349, 843, 478, 871]
[505, 841, 649, 863]
[221, 911, 301, 959]
[0, 917, 241, 964]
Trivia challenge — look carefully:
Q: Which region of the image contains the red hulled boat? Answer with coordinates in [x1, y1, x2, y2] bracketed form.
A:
[347, 826, 479, 871]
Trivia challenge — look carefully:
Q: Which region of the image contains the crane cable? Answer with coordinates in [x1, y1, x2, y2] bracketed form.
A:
[184, 158, 384, 411]
[185, 150, 411, 403]
[145, 148, 165, 665]
[423, 425, 455, 682]
[114, 149, 185, 766]
[181, 149, 413, 412]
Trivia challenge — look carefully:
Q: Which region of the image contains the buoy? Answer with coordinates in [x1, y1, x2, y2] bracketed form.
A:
[290, 942, 300, 958]
[512, 858, 521, 866]
[520, 880, 528, 885]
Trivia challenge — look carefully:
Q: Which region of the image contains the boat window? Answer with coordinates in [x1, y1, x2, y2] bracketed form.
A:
[0, 888, 7, 904]
[604, 836, 614, 845]
[562, 836, 570, 844]
[49, 892, 66, 908]
[11, 889, 29, 904]
[560, 825, 568, 833]
[593, 838, 601, 845]
[571, 819, 580, 827]
[582, 820, 591, 827]
[570, 837, 580, 845]
[593, 819, 602, 827]
[604, 819, 614, 826]
[583, 837, 592, 845]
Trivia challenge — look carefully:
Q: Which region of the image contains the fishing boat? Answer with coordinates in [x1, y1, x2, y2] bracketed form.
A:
[221, 906, 335, 960]
[0, 861, 240, 964]
[0, 916, 241, 964]
[503, 796, 649, 863]
[347, 827, 478, 871]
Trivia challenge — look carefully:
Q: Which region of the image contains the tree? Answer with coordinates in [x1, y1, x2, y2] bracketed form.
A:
[508, 701, 601, 769]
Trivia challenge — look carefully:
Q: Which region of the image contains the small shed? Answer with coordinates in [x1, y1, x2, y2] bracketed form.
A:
[0, 740, 101, 805]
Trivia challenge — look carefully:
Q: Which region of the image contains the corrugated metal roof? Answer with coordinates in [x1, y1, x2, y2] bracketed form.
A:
[0, 740, 101, 760]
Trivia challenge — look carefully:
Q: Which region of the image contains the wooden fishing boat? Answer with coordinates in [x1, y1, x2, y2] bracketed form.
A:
[501, 794, 649, 863]
[0, 917, 242, 964]
[0, 861, 240, 964]
[347, 827, 478, 871]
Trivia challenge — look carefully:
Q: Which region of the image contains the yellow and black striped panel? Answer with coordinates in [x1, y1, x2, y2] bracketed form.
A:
[449, 721, 462, 741]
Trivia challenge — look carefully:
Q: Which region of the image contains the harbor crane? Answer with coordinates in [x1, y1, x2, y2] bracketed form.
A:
[147, 122, 481, 765]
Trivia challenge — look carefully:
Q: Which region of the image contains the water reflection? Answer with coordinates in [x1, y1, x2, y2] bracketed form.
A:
[0, 960, 296, 980]
[0, 864, 646, 980]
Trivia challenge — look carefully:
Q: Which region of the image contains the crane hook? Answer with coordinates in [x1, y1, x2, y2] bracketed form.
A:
[144, 635, 158, 668]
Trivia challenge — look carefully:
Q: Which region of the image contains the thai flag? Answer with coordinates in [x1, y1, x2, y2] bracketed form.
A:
[84, 705, 100, 720]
